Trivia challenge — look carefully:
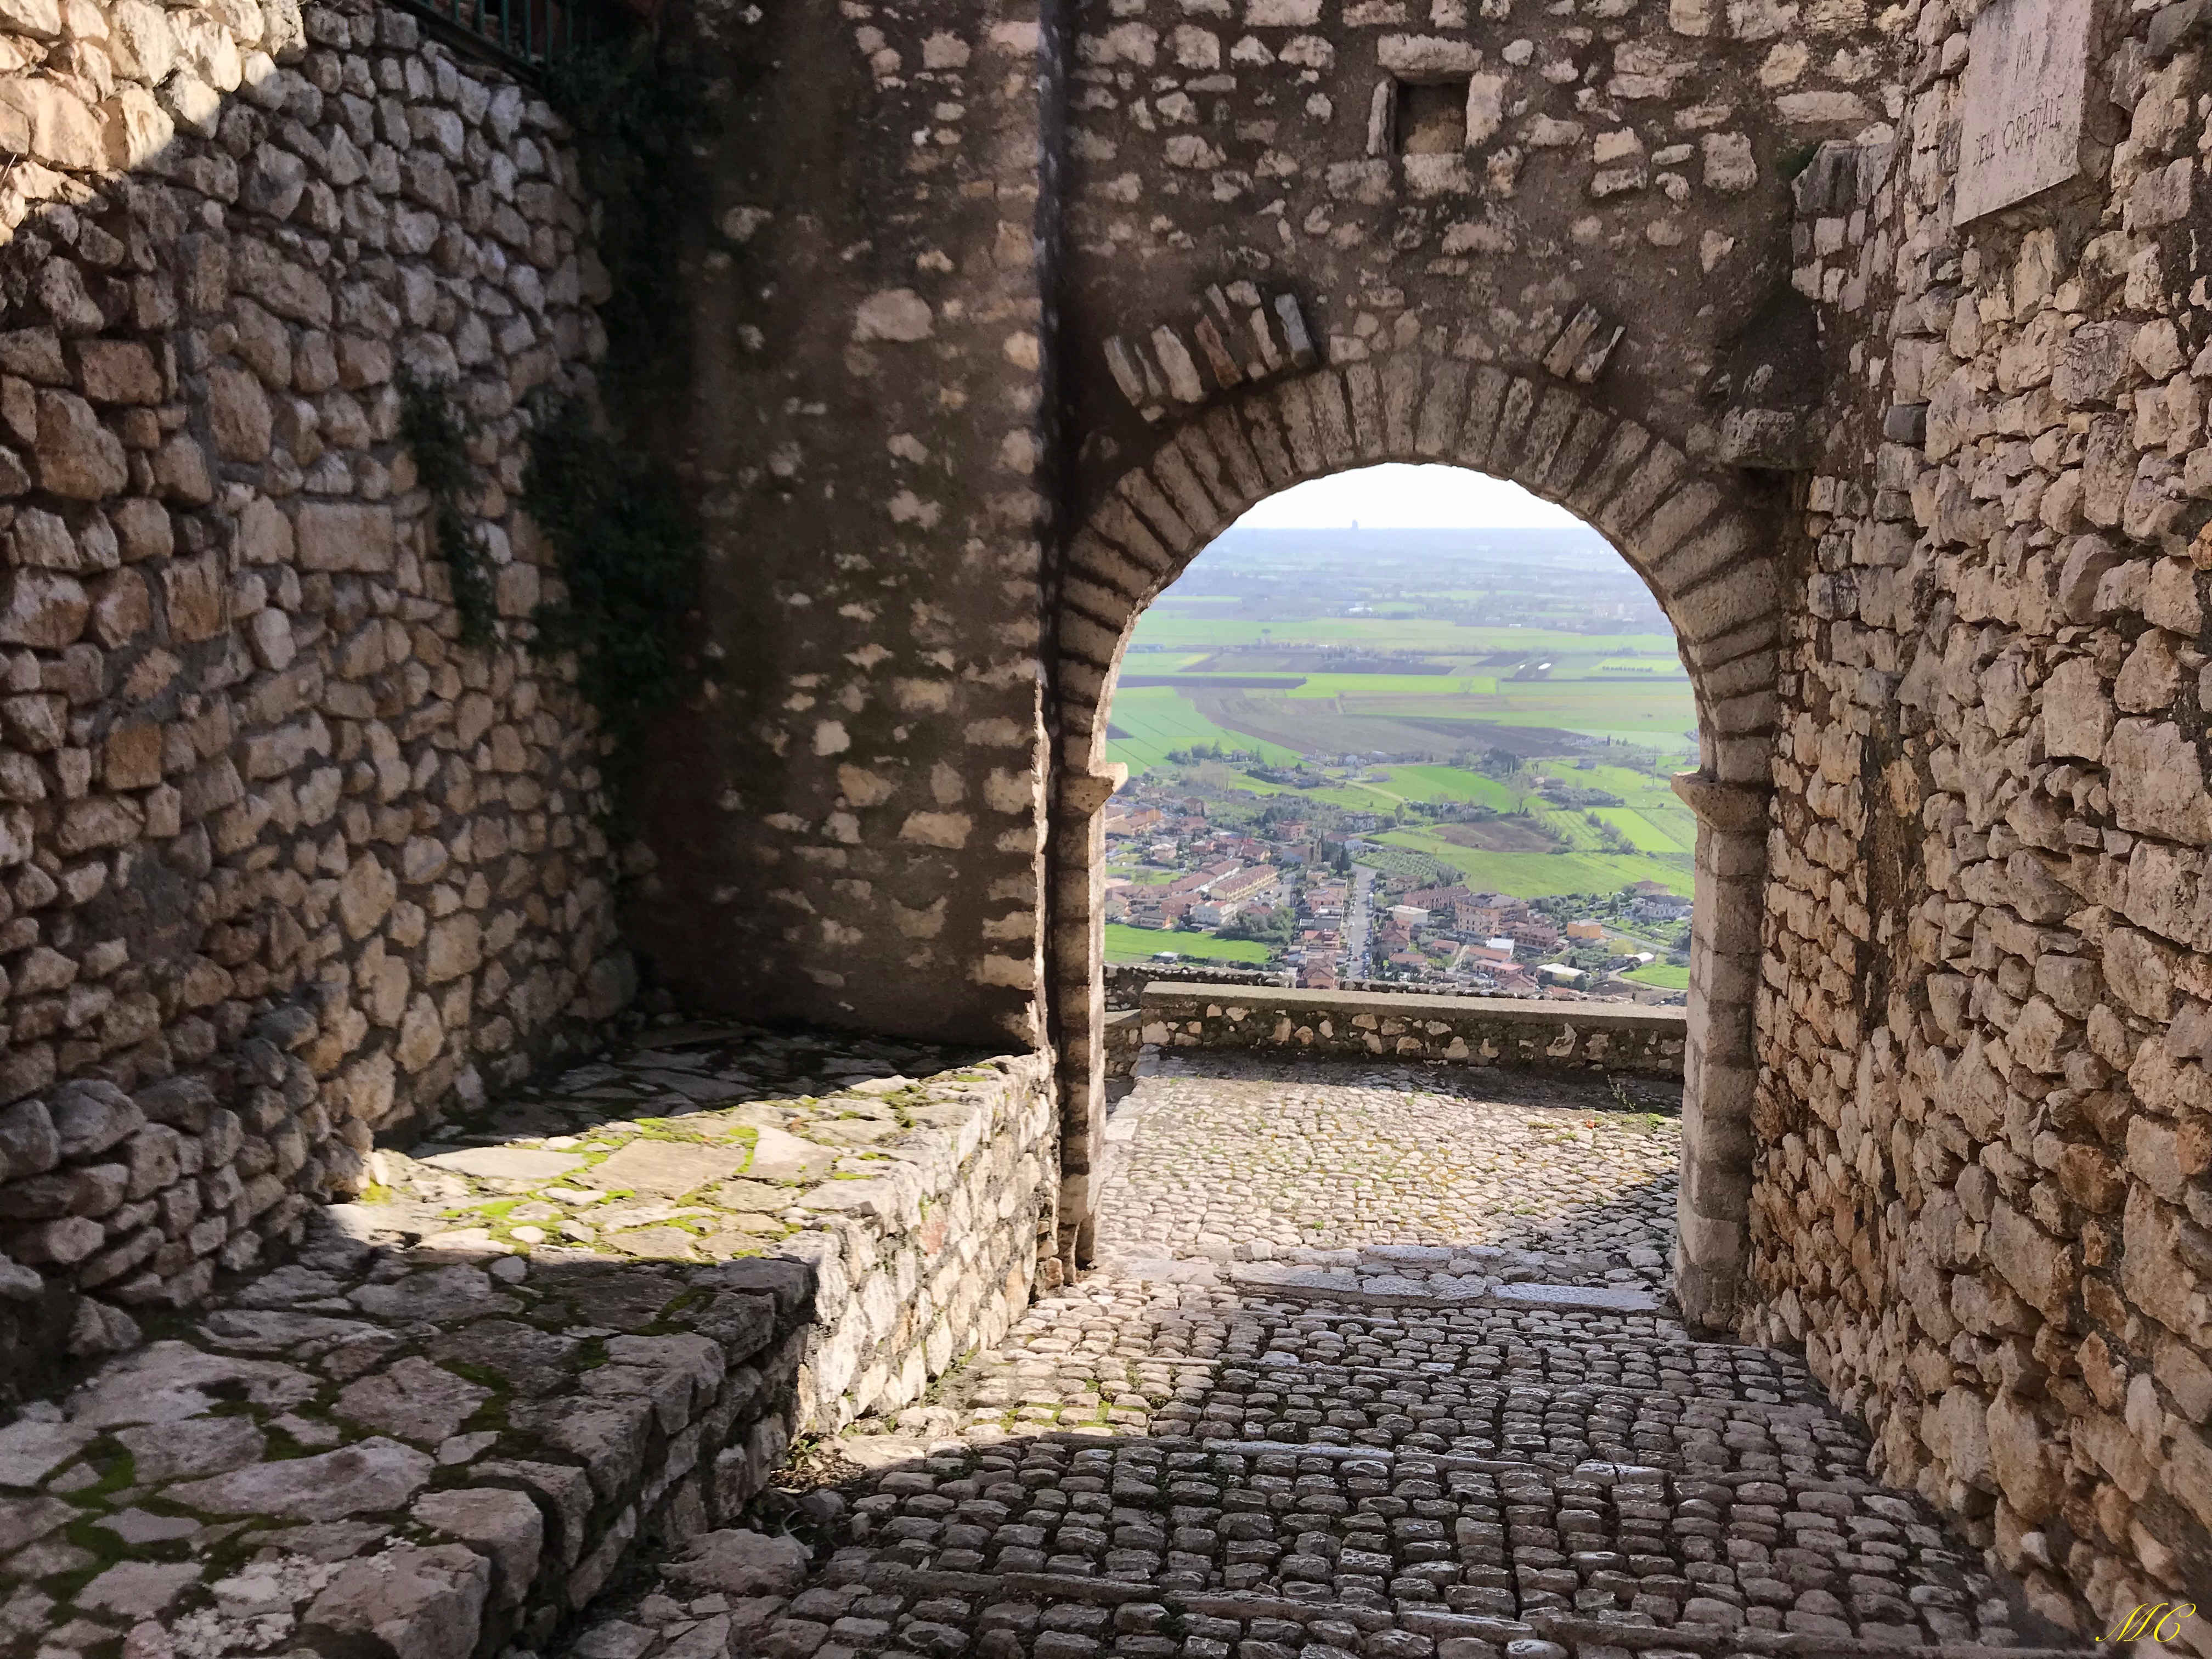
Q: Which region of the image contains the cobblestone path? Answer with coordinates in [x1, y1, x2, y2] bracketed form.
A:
[655, 1056, 2083, 1659]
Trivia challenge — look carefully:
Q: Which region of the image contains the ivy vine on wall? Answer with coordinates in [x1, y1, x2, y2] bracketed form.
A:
[519, 33, 710, 816]
[397, 370, 498, 650]
[521, 399, 700, 776]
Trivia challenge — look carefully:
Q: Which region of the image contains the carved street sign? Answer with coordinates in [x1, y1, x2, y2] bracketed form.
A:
[1956, 0, 2095, 222]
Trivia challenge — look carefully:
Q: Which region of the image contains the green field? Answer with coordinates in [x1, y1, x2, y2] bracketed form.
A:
[1625, 963, 1692, 989]
[1376, 765, 1524, 808]
[1130, 616, 1684, 654]
[1104, 924, 1276, 965]
[1285, 674, 1502, 697]
[1269, 766, 1530, 812]
[1593, 806, 1694, 853]
[1373, 828, 1693, 898]
[1104, 686, 1302, 773]
[1104, 527, 1704, 902]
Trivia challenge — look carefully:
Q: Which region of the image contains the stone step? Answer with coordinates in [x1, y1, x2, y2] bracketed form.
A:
[1530, 1610, 2088, 1657]
[1228, 1267, 1664, 1315]
[787, 1562, 2089, 1659]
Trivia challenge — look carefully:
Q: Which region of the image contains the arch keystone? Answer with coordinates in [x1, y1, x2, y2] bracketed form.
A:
[1416, 361, 1471, 455]
[1381, 353, 1424, 454]
[1543, 407, 1616, 495]
[1243, 400, 1297, 486]
[1455, 366, 1511, 465]
[1345, 362, 1385, 456]
[1273, 378, 1326, 473]
[1508, 385, 1584, 493]
[1311, 372, 1356, 465]
[1485, 377, 1538, 475]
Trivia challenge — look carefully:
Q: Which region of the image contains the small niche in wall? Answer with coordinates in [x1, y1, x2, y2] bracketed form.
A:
[1396, 78, 1470, 154]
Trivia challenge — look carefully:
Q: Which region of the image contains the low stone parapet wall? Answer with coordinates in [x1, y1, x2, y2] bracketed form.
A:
[1132, 983, 1688, 1077]
[0, 1037, 1054, 1659]
[1102, 1008, 1147, 1080]
[1104, 962, 1282, 1006]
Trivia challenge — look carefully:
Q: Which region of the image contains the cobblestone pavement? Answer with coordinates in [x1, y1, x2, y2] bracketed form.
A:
[1093, 1058, 1683, 1303]
[576, 1055, 2083, 1659]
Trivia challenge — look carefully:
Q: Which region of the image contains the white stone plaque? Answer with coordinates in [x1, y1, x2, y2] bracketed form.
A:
[1955, 0, 2095, 222]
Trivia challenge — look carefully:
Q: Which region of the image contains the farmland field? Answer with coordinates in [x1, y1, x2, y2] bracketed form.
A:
[1432, 819, 1560, 853]
[1103, 686, 1301, 770]
[1103, 924, 1277, 964]
[1370, 830, 1693, 898]
[1101, 520, 1703, 904]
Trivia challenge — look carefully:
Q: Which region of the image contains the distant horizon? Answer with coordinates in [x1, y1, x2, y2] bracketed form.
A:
[1194, 521, 1628, 572]
[1230, 463, 1584, 531]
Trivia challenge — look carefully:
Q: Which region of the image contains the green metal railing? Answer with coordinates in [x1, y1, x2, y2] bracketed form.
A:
[394, 0, 641, 74]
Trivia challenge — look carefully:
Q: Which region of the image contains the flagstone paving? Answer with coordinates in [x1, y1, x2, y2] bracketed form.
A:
[573, 1054, 2082, 1659]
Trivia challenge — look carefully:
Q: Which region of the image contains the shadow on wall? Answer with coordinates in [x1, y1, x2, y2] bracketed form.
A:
[0, 0, 632, 1395]
[0, 1216, 817, 1657]
[0, 1061, 2067, 1658]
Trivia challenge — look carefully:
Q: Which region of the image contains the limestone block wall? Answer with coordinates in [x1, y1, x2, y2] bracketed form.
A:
[1136, 983, 1688, 1076]
[782, 1052, 1061, 1430]
[1748, 0, 2212, 1633]
[1051, 0, 1872, 506]
[0, 0, 623, 1396]
[634, 0, 1059, 1053]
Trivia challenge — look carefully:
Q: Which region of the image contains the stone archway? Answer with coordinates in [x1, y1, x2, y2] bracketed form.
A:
[1044, 351, 1781, 1331]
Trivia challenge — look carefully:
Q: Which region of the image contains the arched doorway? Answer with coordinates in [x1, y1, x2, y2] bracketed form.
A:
[1045, 354, 1782, 1333]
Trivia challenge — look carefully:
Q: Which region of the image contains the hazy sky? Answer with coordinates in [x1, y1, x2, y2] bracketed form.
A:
[1232, 463, 1583, 531]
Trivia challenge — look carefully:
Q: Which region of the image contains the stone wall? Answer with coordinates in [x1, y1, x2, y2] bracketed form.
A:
[1103, 961, 1281, 1007]
[653, 0, 2212, 1621]
[0, 0, 624, 1394]
[1743, 1, 2212, 1627]
[629, 0, 1059, 1054]
[1101, 963, 1621, 1007]
[781, 1052, 1061, 1429]
[657, 0, 2212, 1624]
[1135, 983, 1689, 1076]
[35, 0, 2199, 1626]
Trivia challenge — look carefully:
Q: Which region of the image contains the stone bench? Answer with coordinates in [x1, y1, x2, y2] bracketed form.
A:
[0, 1041, 1053, 1659]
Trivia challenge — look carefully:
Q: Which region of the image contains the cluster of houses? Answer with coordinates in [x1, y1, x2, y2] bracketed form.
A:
[1364, 877, 1686, 997]
[1104, 800, 1303, 928]
[1366, 883, 1570, 993]
[1102, 787, 1687, 1003]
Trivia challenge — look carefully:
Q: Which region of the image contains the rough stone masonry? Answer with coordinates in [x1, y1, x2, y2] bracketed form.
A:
[663, 0, 2212, 1630]
[0, 0, 2208, 1637]
[0, 0, 628, 1398]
